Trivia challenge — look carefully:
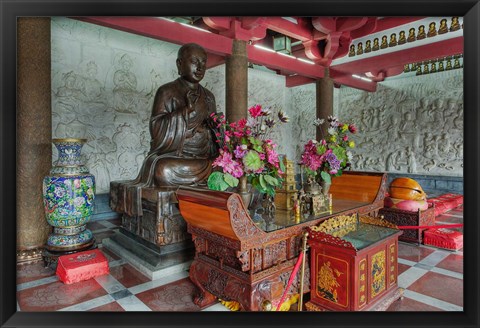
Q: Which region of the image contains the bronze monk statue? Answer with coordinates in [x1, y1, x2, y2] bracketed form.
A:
[141, 42, 219, 186]
[111, 43, 219, 219]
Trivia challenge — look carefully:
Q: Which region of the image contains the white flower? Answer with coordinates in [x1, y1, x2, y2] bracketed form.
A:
[313, 118, 325, 126]
[327, 127, 337, 135]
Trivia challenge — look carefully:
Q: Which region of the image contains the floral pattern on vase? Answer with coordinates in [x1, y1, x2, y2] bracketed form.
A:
[43, 138, 96, 250]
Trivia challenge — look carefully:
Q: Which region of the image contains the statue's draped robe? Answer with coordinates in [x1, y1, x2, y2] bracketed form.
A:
[119, 78, 218, 216]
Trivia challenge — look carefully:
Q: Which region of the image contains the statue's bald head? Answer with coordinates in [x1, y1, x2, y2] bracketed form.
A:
[177, 43, 206, 60]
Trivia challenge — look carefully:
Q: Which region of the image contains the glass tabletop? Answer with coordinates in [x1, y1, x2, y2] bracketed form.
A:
[336, 222, 400, 250]
[250, 197, 370, 233]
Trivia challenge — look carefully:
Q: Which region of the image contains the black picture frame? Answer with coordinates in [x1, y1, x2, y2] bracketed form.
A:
[1, 1, 479, 327]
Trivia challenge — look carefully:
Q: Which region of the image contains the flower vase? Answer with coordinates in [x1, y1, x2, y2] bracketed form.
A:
[320, 179, 331, 196]
[42, 138, 96, 266]
[237, 175, 252, 208]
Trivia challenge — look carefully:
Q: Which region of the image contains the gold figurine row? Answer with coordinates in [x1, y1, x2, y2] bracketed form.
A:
[404, 54, 463, 75]
[348, 17, 462, 57]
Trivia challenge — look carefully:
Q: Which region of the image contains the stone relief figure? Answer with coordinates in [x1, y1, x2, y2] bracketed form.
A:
[386, 116, 400, 139]
[453, 107, 463, 129]
[385, 151, 398, 171]
[417, 97, 431, 122]
[115, 43, 220, 217]
[113, 54, 140, 113]
[438, 133, 451, 156]
[429, 98, 444, 123]
[82, 61, 106, 104]
[406, 146, 416, 173]
[399, 112, 416, 132]
[423, 132, 437, 158]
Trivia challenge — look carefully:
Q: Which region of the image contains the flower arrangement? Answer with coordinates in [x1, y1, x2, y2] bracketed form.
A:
[300, 116, 357, 185]
[207, 104, 289, 196]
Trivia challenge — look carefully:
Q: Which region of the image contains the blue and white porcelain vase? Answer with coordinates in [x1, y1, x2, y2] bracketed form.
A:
[43, 138, 96, 252]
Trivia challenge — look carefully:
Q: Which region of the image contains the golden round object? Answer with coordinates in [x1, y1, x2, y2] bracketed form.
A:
[389, 177, 427, 200]
[261, 300, 273, 311]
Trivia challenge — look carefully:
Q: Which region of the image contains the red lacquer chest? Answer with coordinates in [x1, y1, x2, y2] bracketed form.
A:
[305, 215, 403, 311]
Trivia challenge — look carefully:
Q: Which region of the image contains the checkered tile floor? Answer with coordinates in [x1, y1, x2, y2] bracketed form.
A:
[16, 205, 463, 312]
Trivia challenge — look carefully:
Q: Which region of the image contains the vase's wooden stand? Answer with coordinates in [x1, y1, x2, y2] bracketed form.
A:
[177, 171, 388, 311]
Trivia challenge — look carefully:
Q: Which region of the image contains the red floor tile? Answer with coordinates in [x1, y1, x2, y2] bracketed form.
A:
[435, 254, 463, 274]
[386, 296, 443, 311]
[407, 271, 463, 307]
[397, 243, 435, 263]
[109, 263, 150, 288]
[397, 262, 411, 276]
[17, 279, 108, 311]
[88, 301, 125, 311]
[135, 277, 201, 311]
[16, 262, 56, 284]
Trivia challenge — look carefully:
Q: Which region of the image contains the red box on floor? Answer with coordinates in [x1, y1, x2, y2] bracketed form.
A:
[56, 249, 109, 284]
[423, 228, 463, 251]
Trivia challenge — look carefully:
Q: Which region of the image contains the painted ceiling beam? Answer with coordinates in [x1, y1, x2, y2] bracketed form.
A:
[263, 17, 314, 41]
[247, 46, 326, 79]
[329, 70, 378, 92]
[285, 75, 316, 88]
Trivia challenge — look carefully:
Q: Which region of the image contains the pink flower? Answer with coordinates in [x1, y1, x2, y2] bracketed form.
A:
[212, 151, 244, 178]
[237, 118, 247, 129]
[343, 135, 349, 141]
[266, 147, 280, 168]
[248, 104, 263, 118]
[233, 131, 244, 138]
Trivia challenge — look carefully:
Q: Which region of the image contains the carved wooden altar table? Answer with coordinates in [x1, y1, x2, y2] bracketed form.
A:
[176, 171, 388, 311]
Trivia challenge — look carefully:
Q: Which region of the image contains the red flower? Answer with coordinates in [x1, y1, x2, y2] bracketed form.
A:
[348, 123, 357, 133]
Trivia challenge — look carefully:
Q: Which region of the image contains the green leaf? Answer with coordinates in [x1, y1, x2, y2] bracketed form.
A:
[207, 171, 230, 191]
[259, 174, 267, 190]
[248, 137, 264, 152]
[320, 170, 331, 184]
[264, 174, 279, 187]
[279, 157, 286, 173]
[243, 150, 263, 171]
[316, 144, 327, 155]
[223, 173, 239, 188]
[332, 146, 346, 162]
[265, 185, 276, 197]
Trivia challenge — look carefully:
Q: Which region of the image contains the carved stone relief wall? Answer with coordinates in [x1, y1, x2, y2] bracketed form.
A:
[335, 70, 463, 177]
[288, 70, 463, 178]
[51, 18, 294, 193]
